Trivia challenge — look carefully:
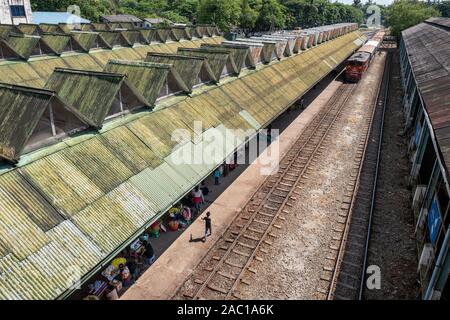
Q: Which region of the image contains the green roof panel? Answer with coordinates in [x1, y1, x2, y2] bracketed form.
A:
[0, 84, 55, 162]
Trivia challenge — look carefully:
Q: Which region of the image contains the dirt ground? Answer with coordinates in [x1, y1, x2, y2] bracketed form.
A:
[364, 50, 420, 300]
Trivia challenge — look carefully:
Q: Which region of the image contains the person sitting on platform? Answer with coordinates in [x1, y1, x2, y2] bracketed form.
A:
[182, 206, 192, 223]
[105, 284, 119, 300]
[118, 263, 131, 287]
[142, 240, 156, 266]
[127, 257, 141, 283]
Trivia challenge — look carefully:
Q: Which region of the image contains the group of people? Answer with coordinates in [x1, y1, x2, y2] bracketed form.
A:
[102, 169, 234, 300]
[105, 239, 155, 300]
[168, 205, 193, 231]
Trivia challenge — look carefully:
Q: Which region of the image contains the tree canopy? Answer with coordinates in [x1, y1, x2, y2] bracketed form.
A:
[30, 0, 448, 34]
[31, 0, 364, 30]
[385, 0, 441, 37]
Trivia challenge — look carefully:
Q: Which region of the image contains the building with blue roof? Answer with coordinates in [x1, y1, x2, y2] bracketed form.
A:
[32, 11, 90, 25]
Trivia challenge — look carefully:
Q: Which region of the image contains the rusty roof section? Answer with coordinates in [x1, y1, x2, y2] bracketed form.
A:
[426, 17, 450, 29]
[101, 14, 142, 23]
[402, 19, 450, 171]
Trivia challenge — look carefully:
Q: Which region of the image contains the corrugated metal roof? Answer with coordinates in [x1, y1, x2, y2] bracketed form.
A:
[19, 149, 105, 217]
[6, 35, 56, 59]
[120, 30, 146, 45]
[61, 53, 103, 71]
[426, 17, 450, 29]
[402, 19, 450, 172]
[219, 78, 271, 125]
[110, 47, 142, 61]
[91, 23, 110, 31]
[104, 59, 188, 106]
[16, 24, 42, 36]
[62, 136, 134, 193]
[128, 168, 175, 213]
[102, 15, 142, 23]
[222, 40, 263, 68]
[145, 52, 211, 91]
[41, 33, 84, 55]
[71, 182, 157, 253]
[0, 84, 63, 162]
[0, 36, 220, 89]
[70, 32, 102, 51]
[239, 110, 261, 130]
[177, 47, 232, 81]
[28, 57, 69, 81]
[137, 29, 156, 44]
[0, 171, 64, 244]
[200, 43, 248, 74]
[45, 68, 150, 127]
[37, 24, 66, 35]
[98, 31, 130, 48]
[0, 25, 21, 39]
[100, 126, 162, 173]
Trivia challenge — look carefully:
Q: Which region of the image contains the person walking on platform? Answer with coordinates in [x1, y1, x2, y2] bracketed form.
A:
[214, 168, 221, 185]
[300, 97, 305, 110]
[202, 212, 212, 242]
[267, 124, 272, 144]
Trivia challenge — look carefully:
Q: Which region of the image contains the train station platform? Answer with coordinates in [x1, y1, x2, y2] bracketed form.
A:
[121, 77, 344, 300]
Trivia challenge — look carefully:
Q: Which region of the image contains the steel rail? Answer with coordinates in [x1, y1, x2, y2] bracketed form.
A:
[358, 51, 392, 299]
[171, 70, 348, 300]
[327, 50, 391, 300]
[225, 84, 357, 300]
[192, 84, 355, 300]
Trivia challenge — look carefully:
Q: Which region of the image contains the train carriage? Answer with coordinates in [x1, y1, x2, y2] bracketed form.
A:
[345, 52, 371, 82]
[345, 30, 385, 82]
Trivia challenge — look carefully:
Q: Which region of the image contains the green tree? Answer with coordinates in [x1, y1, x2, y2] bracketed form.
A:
[435, 0, 450, 17]
[255, 0, 287, 31]
[31, 0, 118, 22]
[283, 0, 363, 29]
[159, 10, 190, 23]
[353, 0, 362, 9]
[283, 0, 318, 28]
[385, 0, 441, 37]
[119, 0, 168, 19]
[196, 0, 241, 31]
[240, 0, 259, 32]
[169, 0, 200, 21]
[32, 0, 366, 30]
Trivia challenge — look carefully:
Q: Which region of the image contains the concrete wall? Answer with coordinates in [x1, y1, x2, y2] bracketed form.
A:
[0, 0, 32, 24]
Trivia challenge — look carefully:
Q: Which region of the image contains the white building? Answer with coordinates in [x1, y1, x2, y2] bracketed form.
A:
[0, 0, 32, 25]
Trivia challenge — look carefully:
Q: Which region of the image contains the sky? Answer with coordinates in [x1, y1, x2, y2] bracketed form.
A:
[335, 0, 394, 6]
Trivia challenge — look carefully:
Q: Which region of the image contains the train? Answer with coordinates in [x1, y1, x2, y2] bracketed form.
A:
[345, 31, 385, 82]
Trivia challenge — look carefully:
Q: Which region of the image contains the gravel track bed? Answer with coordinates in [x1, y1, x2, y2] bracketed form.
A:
[172, 83, 357, 300]
[364, 50, 420, 300]
[237, 88, 373, 299]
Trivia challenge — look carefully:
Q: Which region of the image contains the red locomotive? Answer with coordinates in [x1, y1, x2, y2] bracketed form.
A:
[345, 31, 385, 82]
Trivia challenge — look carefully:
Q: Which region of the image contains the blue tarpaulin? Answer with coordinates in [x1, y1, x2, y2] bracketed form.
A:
[428, 197, 442, 244]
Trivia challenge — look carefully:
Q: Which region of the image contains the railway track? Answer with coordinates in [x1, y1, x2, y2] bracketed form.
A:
[173, 78, 358, 300]
[327, 52, 392, 300]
